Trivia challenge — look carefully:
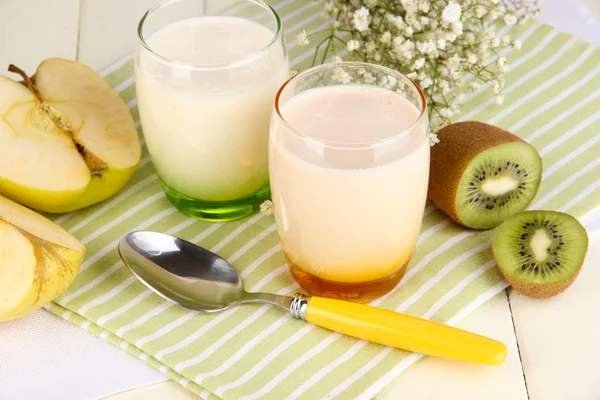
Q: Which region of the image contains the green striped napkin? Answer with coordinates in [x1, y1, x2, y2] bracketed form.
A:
[43, 1, 600, 399]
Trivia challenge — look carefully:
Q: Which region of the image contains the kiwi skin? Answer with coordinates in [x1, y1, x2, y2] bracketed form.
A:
[429, 121, 541, 229]
[492, 211, 589, 299]
[499, 265, 584, 299]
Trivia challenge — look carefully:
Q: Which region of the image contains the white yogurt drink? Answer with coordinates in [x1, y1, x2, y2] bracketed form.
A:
[136, 2, 288, 221]
[270, 65, 429, 301]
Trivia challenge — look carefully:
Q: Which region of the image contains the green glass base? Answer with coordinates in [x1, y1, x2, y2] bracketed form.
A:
[160, 181, 270, 222]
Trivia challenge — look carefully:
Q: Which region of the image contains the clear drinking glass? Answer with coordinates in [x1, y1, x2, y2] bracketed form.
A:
[136, 0, 289, 222]
[269, 62, 430, 302]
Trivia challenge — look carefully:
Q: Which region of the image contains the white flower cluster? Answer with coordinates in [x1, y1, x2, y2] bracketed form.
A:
[311, 0, 540, 137]
[259, 199, 274, 216]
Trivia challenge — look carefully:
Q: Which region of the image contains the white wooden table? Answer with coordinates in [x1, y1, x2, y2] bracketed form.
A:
[1, 1, 599, 399]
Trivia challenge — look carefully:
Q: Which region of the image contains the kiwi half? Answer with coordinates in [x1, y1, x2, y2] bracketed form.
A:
[493, 210, 588, 298]
[429, 121, 542, 229]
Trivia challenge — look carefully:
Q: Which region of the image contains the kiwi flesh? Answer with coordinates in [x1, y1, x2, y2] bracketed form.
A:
[429, 121, 542, 229]
[492, 210, 588, 298]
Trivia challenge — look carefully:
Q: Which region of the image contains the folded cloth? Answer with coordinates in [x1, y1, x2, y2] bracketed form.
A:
[44, 2, 600, 399]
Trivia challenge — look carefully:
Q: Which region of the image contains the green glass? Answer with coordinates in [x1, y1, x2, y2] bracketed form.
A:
[161, 180, 270, 222]
[135, 0, 288, 222]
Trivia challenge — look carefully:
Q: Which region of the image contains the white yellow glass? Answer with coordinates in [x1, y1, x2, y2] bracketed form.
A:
[269, 62, 430, 302]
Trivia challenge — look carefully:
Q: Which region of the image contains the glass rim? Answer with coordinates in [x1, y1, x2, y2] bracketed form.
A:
[274, 61, 428, 147]
[136, 0, 283, 71]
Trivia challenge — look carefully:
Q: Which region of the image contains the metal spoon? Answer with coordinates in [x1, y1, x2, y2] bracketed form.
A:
[118, 230, 507, 366]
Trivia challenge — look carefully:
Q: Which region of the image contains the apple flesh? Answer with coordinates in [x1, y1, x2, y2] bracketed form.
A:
[0, 58, 141, 213]
[0, 195, 85, 322]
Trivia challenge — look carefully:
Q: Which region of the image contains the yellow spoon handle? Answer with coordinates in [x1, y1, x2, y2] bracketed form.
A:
[303, 296, 507, 366]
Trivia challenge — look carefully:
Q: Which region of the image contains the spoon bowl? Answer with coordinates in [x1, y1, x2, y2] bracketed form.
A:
[118, 231, 292, 311]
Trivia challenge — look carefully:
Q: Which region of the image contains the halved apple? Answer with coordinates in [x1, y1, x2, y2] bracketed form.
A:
[0, 195, 85, 322]
[0, 58, 141, 213]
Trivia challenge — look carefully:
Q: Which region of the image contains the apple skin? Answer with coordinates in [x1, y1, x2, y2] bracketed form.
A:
[0, 163, 138, 214]
[0, 195, 85, 322]
[0, 224, 85, 322]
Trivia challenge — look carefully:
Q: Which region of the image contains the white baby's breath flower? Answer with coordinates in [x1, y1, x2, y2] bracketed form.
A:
[406, 72, 418, 80]
[496, 56, 506, 67]
[412, 57, 426, 70]
[491, 37, 501, 47]
[451, 21, 463, 35]
[420, 77, 433, 89]
[260, 200, 274, 216]
[456, 92, 466, 102]
[495, 95, 504, 105]
[365, 41, 377, 54]
[347, 39, 360, 51]
[333, 21, 341, 29]
[405, 12, 417, 27]
[404, 26, 414, 37]
[467, 53, 478, 64]
[469, 81, 480, 92]
[489, 9, 499, 19]
[393, 16, 405, 29]
[362, 72, 376, 83]
[501, 35, 511, 45]
[393, 36, 405, 49]
[297, 30, 310, 46]
[493, 82, 502, 94]
[420, 16, 430, 26]
[429, 132, 440, 146]
[416, 40, 437, 56]
[419, 0, 430, 13]
[439, 107, 453, 117]
[439, 80, 450, 93]
[289, 69, 299, 77]
[512, 39, 522, 50]
[380, 75, 398, 89]
[352, 7, 370, 32]
[474, 5, 487, 18]
[401, 0, 419, 13]
[445, 31, 457, 42]
[333, 55, 343, 63]
[446, 53, 461, 69]
[436, 38, 446, 50]
[332, 67, 352, 83]
[504, 14, 517, 25]
[442, 2, 462, 23]
[380, 31, 392, 44]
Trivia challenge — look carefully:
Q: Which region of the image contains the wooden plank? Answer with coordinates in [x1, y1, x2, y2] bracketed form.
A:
[380, 291, 528, 400]
[509, 237, 600, 399]
[0, 0, 79, 77]
[78, 0, 159, 70]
